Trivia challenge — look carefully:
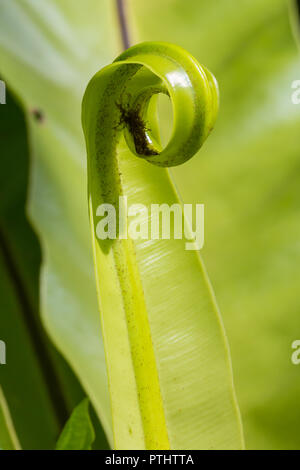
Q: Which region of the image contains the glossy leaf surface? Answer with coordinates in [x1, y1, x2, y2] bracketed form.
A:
[82, 41, 242, 449]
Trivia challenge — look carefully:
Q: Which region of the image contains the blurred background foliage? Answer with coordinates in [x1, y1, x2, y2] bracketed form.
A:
[0, 73, 108, 451]
[0, 0, 299, 449]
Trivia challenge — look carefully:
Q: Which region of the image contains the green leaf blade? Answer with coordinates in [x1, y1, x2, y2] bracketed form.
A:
[82, 42, 244, 450]
[0, 386, 21, 450]
[56, 398, 95, 450]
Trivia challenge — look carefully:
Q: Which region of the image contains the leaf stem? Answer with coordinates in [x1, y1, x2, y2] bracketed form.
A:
[115, 0, 131, 50]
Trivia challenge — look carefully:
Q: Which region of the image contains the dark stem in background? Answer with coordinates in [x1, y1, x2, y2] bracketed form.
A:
[116, 0, 131, 50]
[297, 0, 300, 21]
[0, 222, 69, 429]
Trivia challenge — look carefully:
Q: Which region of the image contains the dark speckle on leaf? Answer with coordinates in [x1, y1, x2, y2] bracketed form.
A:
[31, 108, 45, 123]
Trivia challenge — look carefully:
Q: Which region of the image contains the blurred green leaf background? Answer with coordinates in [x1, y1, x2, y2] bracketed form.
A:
[0, 0, 299, 450]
